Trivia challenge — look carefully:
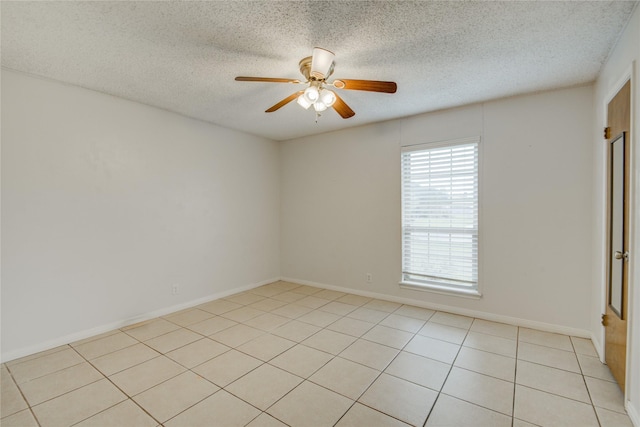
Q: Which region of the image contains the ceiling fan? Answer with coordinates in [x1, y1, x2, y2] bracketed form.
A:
[235, 47, 397, 119]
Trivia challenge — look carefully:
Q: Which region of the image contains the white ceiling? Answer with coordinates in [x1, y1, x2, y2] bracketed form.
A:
[1, 1, 637, 141]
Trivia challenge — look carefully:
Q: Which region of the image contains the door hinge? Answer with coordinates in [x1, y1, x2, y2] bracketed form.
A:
[604, 127, 611, 139]
[601, 314, 608, 326]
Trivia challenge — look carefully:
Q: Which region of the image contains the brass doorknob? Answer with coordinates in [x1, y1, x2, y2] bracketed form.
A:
[615, 251, 629, 260]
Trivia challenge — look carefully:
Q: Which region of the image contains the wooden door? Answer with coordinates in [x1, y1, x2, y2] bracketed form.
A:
[604, 80, 630, 391]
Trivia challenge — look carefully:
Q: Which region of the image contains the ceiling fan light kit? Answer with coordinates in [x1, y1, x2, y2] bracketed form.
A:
[235, 47, 397, 121]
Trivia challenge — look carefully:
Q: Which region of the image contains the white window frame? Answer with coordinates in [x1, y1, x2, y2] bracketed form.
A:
[399, 136, 481, 298]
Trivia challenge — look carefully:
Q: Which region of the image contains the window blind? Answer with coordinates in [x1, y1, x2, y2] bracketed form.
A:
[401, 137, 479, 290]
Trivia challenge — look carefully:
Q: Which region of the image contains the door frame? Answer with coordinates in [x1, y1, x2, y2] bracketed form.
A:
[600, 62, 636, 402]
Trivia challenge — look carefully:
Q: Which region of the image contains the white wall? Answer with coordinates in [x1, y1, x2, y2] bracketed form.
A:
[592, 3, 640, 424]
[281, 85, 594, 333]
[1, 70, 281, 361]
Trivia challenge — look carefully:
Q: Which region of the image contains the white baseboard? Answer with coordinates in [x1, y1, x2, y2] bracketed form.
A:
[281, 276, 591, 338]
[627, 401, 640, 427]
[591, 331, 605, 362]
[0, 277, 278, 363]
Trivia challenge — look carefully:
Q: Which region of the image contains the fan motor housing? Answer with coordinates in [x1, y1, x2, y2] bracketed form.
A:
[299, 56, 334, 81]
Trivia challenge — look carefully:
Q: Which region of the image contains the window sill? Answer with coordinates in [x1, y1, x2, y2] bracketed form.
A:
[399, 281, 482, 299]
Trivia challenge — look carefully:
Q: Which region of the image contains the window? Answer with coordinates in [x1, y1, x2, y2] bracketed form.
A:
[401, 137, 479, 296]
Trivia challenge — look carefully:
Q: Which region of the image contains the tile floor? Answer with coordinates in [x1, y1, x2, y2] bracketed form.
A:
[0, 281, 634, 427]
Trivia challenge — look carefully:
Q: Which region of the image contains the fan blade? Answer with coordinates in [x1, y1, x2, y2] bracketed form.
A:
[332, 92, 355, 119]
[236, 76, 302, 84]
[310, 47, 335, 80]
[333, 79, 397, 93]
[265, 91, 304, 113]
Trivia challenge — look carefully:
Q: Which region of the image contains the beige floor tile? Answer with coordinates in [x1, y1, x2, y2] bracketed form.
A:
[512, 420, 538, 427]
[289, 285, 323, 296]
[264, 281, 301, 292]
[109, 356, 185, 396]
[73, 332, 138, 360]
[516, 360, 590, 403]
[426, 394, 512, 427]
[269, 344, 333, 378]
[577, 353, 617, 382]
[163, 308, 214, 327]
[209, 324, 264, 347]
[144, 328, 201, 353]
[70, 330, 120, 347]
[319, 301, 359, 316]
[220, 306, 266, 323]
[470, 319, 518, 340]
[267, 381, 353, 427]
[454, 346, 516, 382]
[302, 329, 357, 355]
[336, 402, 410, 427]
[463, 331, 517, 357]
[519, 328, 574, 351]
[362, 325, 414, 349]
[197, 299, 242, 315]
[187, 316, 237, 336]
[296, 310, 341, 327]
[379, 314, 425, 333]
[337, 294, 372, 306]
[74, 399, 158, 427]
[363, 299, 403, 313]
[571, 336, 598, 357]
[245, 412, 288, 427]
[271, 303, 314, 319]
[595, 406, 634, 427]
[419, 322, 468, 345]
[19, 362, 104, 406]
[122, 318, 181, 342]
[248, 298, 288, 312]
[236, 334, 296, 361]
[295, 295, 331, 309]
[271, 319, 321, 342]
[249, 285, 289, 298]
[394, 305, 436, 320]
[224, 292, 266, 306]
[518, 342, 580, 373]
[514, 384, 599, 427]
[164, 390, 261, 427]
[430, 312, 473, 329]
[314, 289, 347, 300]
[347, 307, 389, 323]
[1, 368, 29, 417]
[404, 335, 460, 364]
[442, 367, 514, 415]
[309, 357, 380, 400]
[91, 343, 160, 376]
[384, 351, 450, 391]
[271, 291, 307, 303]
[31, 379, 127, 427]
[0, 409, 39, 427]
[339, 339, 399, 370]
[244, 312, 291, 332]
[8, 348, 84, 384]
[133, 371, 218, 422]
[326, 317, 375, 337]
[5, 346, 69, 368]
[585, 376, 626, 413]
[166, 338, 229, 369]
[226, 364, 302, 410]
[359, 373, 437, 426]
[192, 349, 262, 387]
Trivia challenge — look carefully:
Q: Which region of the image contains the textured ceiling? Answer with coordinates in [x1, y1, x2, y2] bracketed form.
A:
[1, 1, 637, 141]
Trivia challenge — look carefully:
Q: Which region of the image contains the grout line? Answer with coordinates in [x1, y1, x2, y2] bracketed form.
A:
[512, 325, 520, 427]
[7, 282, 630, 427]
